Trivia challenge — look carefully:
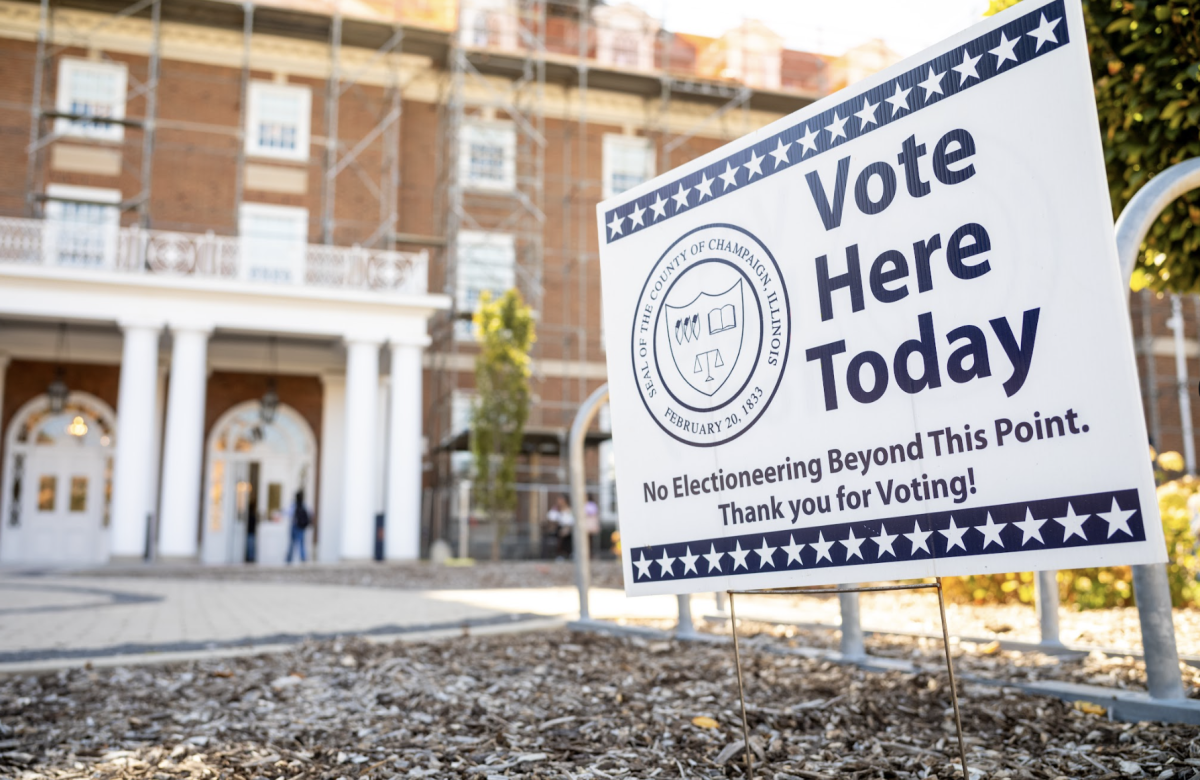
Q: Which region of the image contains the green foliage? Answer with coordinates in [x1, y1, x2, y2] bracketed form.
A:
[988, 0, 1200, 293]
[943, 477, 1200, 609]
[470, 289, 536, 560]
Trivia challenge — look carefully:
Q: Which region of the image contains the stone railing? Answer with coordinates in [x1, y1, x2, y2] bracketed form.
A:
[0, 216, 429, 296]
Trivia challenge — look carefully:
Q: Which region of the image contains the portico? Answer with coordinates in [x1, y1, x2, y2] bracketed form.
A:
[0, 246, 448, 566]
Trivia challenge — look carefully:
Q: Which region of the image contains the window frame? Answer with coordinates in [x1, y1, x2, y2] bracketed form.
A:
[455, 230, 516, 338]
[602, 134, 656, 200]
[459, 121, 517, 192]
[54, 57, 128, 143]
[238, 202, 310, 284]
[44, 184, 121, 268]
[245, 81, 313, 162]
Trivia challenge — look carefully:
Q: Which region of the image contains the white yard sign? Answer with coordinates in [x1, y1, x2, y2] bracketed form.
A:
[597, 0, 1167, 596]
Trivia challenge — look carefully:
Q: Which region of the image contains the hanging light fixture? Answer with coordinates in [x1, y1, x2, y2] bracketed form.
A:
[260, 336, 280, 425]
[47, 323, 69, 414]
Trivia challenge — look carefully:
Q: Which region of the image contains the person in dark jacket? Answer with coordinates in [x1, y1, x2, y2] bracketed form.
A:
[285, 490, 311, 564]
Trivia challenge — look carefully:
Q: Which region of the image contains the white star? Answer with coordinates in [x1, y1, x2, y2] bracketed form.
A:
[649, 193, 667, 220]
[952, 49, 982, 85]
[885, 82, 911, 116]
[679, 546, 699, 575]
[628, 202, 646, 229]
[854, 97, 879, 128]
[755, 537, 777, 569]
[768, 138, 792, 168]
[874, 525, 898, 558]
[825, 111, 848, 141]
[976, 512, 1008, 549]
[633, 552, 652, 580]
[671, 184, 691, 211]
[743, 149, 765, 179]
[782, 534, 805, 566]
[1027, 13, 1061, 51]
[703, 543, 724, 573]
[657, 548, 676, 577]
[1097, 498, 1137, 538]
[718, 162, 739, 190]
[939, 517, 969, 552]
[840, 528, 865, 561]
[606, 213, 623, 238]
[918, 66, 945, 101]
[812, 532, 835, 563]
[694, 172, 714, 201]
[1055, 503, 1089, 542]
[990, 31, 1019, 69]
[796, 124, 819, 156]
[729, 541, 750, 571]
[1013, 508, 1047, 545]
[905, 521, 932, 555]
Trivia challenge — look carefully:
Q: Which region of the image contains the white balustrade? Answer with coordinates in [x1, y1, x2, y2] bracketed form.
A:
[0, 216, 428, 295]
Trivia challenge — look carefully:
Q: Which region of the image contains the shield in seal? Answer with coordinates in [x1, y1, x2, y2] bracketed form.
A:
[663, 278, 746, 397]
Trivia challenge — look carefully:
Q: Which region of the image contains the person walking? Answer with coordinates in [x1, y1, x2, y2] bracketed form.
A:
[285, 490, 311, 564]
[548, 495, 574, 559]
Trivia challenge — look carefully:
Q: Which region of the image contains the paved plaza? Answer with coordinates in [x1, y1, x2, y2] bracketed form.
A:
[0, 565, 719, 670]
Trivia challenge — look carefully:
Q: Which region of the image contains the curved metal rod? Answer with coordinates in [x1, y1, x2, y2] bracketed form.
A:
[570, 382, 608, 621]
[1112, 159, 1196, 701]
[1114, 158, 1200, 285]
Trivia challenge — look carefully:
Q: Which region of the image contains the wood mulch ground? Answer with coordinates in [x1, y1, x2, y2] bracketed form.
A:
[2, 630, 1198, 780]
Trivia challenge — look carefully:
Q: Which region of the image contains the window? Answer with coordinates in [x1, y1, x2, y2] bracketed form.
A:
[246, 82, 312, 162]
[239, 203, 309, 284]
[69, 477, 88, 513]
[460, 122, 516, 191]
[45, 184, 120, 268]
[602, 135, 655, 200]
[611, 33, 641, 68]
[37, 476, 56, 512]
[55, 58, 128, 142]
[455, 231, 515, 339]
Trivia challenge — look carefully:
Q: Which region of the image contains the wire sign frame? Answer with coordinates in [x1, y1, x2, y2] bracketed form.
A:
[724, 579, 969, 780]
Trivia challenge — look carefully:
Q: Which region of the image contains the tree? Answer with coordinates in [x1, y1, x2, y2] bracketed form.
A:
[470, 289, 536, 561]
[989, 0, 1200, 292]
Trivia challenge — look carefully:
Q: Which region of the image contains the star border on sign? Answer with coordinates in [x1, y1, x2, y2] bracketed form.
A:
[976, 512, 1008, 549]
[952, 49, 982, 85]
[796, 125, 819, 157]
[694, 173, 714, 201]
[769, 138, 792, 168]
[1027, 13, 1061, 51]
[649, 193, 667, 220]
[743, 149, 765, 179]
[606, 213, 623, 238]
[718, 162, 739, 190]
[854, 97, 879, 129]
[825, 111, 848, 142]
[918, 66, 945, 102]
[671, 183, 691, 211]
[703, 543, 724, 573]
[886, 82, 911, 116]
[628, 202, 646, 228]
[990, 31, 1019, 69]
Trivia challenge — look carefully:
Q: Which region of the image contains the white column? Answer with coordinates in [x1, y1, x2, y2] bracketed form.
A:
[110, 323, 162, 559]
[340, 338, 380, 560]
[158, 326, 210, 559]
[317, 372, 346, 563]
[386, 341, 425, 560]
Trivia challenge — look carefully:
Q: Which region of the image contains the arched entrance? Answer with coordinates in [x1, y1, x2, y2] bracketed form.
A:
[0, 392, 116, 565]
[201, 401, 316, 565]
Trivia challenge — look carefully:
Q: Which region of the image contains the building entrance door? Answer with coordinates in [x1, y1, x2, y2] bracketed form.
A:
[0, 393, 116, 565]
[21, 448, 107, 563]
[201, 401, 316, 565]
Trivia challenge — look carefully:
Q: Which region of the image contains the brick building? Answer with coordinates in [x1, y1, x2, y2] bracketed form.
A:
[0, 0, 1188, 566]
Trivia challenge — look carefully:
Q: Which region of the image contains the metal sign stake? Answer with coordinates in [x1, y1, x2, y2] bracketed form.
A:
[725, 581, 970, 780]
